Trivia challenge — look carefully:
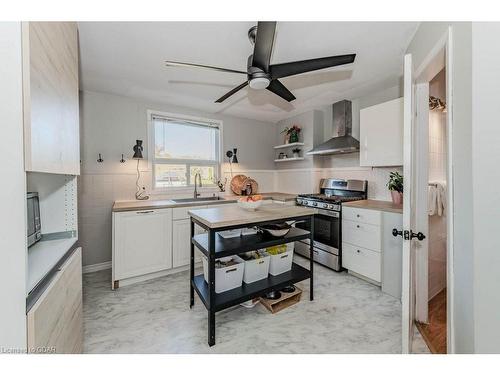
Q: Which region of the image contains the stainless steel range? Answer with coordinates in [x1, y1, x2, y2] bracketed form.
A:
[295, 179, 368, 271]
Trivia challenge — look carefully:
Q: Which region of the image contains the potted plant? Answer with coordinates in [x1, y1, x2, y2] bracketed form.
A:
[292, 148, 301, 158]
[387, 171, 403, 204]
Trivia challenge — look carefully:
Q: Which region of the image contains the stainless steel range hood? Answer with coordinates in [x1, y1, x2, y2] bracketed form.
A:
[307, 100, 359, 155]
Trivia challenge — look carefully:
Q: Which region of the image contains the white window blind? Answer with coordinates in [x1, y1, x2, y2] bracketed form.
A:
[151, 114, 220, 189]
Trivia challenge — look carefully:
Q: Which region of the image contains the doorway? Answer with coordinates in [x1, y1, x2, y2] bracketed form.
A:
[414, 68, 448, 354]
[401, 27, 454, 354]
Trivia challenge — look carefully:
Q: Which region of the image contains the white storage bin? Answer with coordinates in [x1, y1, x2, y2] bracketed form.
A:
[202, 256, 244, 293]
[242, 253, 270, 284]
[268, 248, 294, 276]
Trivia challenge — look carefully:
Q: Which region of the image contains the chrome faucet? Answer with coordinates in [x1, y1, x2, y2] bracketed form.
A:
[193, 172, 202, 199]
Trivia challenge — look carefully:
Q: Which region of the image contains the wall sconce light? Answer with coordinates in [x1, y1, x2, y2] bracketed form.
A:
[132, 140, 149, 201]
[120, 154, 126, 163]
[97, 153, 104, 163]
[226, 148, 238, 164]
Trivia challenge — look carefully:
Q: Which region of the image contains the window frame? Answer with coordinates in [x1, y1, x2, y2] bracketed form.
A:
[147, 110, 223, 193]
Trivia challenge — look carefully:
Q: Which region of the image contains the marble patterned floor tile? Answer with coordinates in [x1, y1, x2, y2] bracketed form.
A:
[83, 257, 404, 354]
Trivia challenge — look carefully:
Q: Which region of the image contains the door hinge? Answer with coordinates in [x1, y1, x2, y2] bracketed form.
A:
[403, 230, 411, 240]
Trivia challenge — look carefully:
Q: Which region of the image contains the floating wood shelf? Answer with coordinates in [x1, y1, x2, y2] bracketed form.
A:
[273, 142, 304, 150]
[274, 157, 304, 163]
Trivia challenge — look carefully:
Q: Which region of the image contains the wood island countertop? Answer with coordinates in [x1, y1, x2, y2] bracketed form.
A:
[342, 199, 403, 214]
[188, 203, 314, 229]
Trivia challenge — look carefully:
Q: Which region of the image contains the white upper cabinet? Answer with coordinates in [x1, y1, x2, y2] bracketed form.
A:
[360, 97, 403, 167]
[22, 22, 80, 175]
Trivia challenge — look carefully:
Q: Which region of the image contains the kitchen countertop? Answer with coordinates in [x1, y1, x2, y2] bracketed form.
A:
[112, 192, 297, 212]
[188, 203, 313, 229]
[343, 199, 403, 214]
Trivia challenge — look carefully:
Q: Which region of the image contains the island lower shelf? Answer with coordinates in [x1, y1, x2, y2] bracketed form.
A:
[192, 262, 310, 312]
[192, 227, 310, 258]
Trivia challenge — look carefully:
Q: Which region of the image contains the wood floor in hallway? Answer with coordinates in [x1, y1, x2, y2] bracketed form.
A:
[416, 289, 447, 354]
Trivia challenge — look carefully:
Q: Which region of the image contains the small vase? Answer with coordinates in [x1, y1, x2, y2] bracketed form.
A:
[293, 152, 300, 158]
[391, 191, 403, 205]
[284, 134, 289, 144]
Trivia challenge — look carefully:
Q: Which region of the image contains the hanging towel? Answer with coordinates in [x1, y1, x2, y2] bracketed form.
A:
[436, 182, 447, 216]
[428, 185, 437, 216]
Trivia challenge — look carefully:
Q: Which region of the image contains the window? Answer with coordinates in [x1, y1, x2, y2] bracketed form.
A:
[150, 113, 221, 189]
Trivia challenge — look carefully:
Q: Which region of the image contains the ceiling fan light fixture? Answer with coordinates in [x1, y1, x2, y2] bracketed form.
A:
[249, 77, 270, 90]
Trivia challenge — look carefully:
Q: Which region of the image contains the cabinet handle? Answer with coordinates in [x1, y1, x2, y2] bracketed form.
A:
[357, 214, 360, 218]
[356, 249, 361, 253]
[356, 224, 360, 228]
[136, 210, 154, 214]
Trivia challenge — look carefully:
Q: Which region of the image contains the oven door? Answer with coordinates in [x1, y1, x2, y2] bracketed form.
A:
[296, 208, 340, 252]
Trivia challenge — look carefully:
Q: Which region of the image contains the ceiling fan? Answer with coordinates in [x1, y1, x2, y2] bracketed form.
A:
[165, 22, 356, 103]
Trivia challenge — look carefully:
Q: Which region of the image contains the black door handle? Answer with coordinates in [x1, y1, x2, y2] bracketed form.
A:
[392, 228, 403, 237]
[392, 228, 426, 241]
[410, 231, 426, 241]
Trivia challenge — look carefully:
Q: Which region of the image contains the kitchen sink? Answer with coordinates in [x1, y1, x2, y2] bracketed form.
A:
[171, 197, 225, 204]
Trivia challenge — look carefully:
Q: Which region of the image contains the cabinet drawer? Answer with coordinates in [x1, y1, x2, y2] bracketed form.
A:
[342, 207, 381, 226]
[342, 219, 381, 251]
[27, 247, 83, 353]
[173, 205, 207, 220]
[342, 242, 381, 282]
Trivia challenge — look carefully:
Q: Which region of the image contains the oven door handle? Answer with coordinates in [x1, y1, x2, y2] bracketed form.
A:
[316, 209, 340, 218]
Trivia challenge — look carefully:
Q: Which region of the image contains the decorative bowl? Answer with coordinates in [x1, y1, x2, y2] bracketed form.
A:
[237, 198, 263, 211]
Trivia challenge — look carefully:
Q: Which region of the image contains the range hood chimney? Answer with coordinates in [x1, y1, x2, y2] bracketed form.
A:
[307, 100, 359, 155]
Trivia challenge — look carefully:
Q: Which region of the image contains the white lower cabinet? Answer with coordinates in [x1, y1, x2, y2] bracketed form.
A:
[113, 203, 236, 287]
[113, 209, 172, 280]
[342, 206, 382, 283]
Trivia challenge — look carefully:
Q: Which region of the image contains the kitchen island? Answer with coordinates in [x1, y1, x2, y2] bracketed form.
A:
[188, 203, 315, 346]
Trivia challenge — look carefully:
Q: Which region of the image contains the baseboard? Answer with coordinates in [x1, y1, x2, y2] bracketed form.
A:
[82, 261, 112, 274]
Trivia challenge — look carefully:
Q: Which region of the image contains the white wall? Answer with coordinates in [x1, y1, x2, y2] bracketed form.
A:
[0, 22, 27, 350]
[78, 90, 277, 266]
[472, 22, 500, 353]
[407, 22, 474, 353]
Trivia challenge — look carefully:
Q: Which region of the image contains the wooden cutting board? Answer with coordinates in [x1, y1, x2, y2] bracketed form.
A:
[230, 175, 259, 195]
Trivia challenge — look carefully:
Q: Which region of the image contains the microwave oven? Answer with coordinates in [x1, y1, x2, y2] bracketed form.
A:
[27, 192, 41, 247]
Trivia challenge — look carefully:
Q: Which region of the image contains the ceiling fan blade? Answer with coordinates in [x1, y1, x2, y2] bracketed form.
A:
[252, 21, 276, 72]
[266, 79, 296, 102]
[215, 81, 249, 103]
[269, 54, 356, 79]
[165, 61, 247, 75]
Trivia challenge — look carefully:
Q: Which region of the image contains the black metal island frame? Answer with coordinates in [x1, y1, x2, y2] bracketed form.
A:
[188, 204, 315, 346]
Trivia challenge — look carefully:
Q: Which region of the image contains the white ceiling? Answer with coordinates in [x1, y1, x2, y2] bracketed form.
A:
[78, 22, 418, 123]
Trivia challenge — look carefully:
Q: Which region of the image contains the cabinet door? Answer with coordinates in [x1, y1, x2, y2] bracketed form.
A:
[360, 97, 403, 167]
[173, 219, 204, 268]
[23, 22, 80, 175]
[114, 209, 172, 280]
[27, 247, 83, 354]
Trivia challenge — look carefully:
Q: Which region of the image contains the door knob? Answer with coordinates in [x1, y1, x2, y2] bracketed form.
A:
[410, 231, 426, 241]
[392, 228, 403, 237]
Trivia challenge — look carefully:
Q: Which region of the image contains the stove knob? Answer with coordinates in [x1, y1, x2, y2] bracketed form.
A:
[296, 199, 302, 205]
[322, 203, 328, 208]
[312, 202, 317, 207]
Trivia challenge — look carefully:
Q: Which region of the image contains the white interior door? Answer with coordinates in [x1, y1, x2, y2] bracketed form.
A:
[401, 53, 417, 354]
